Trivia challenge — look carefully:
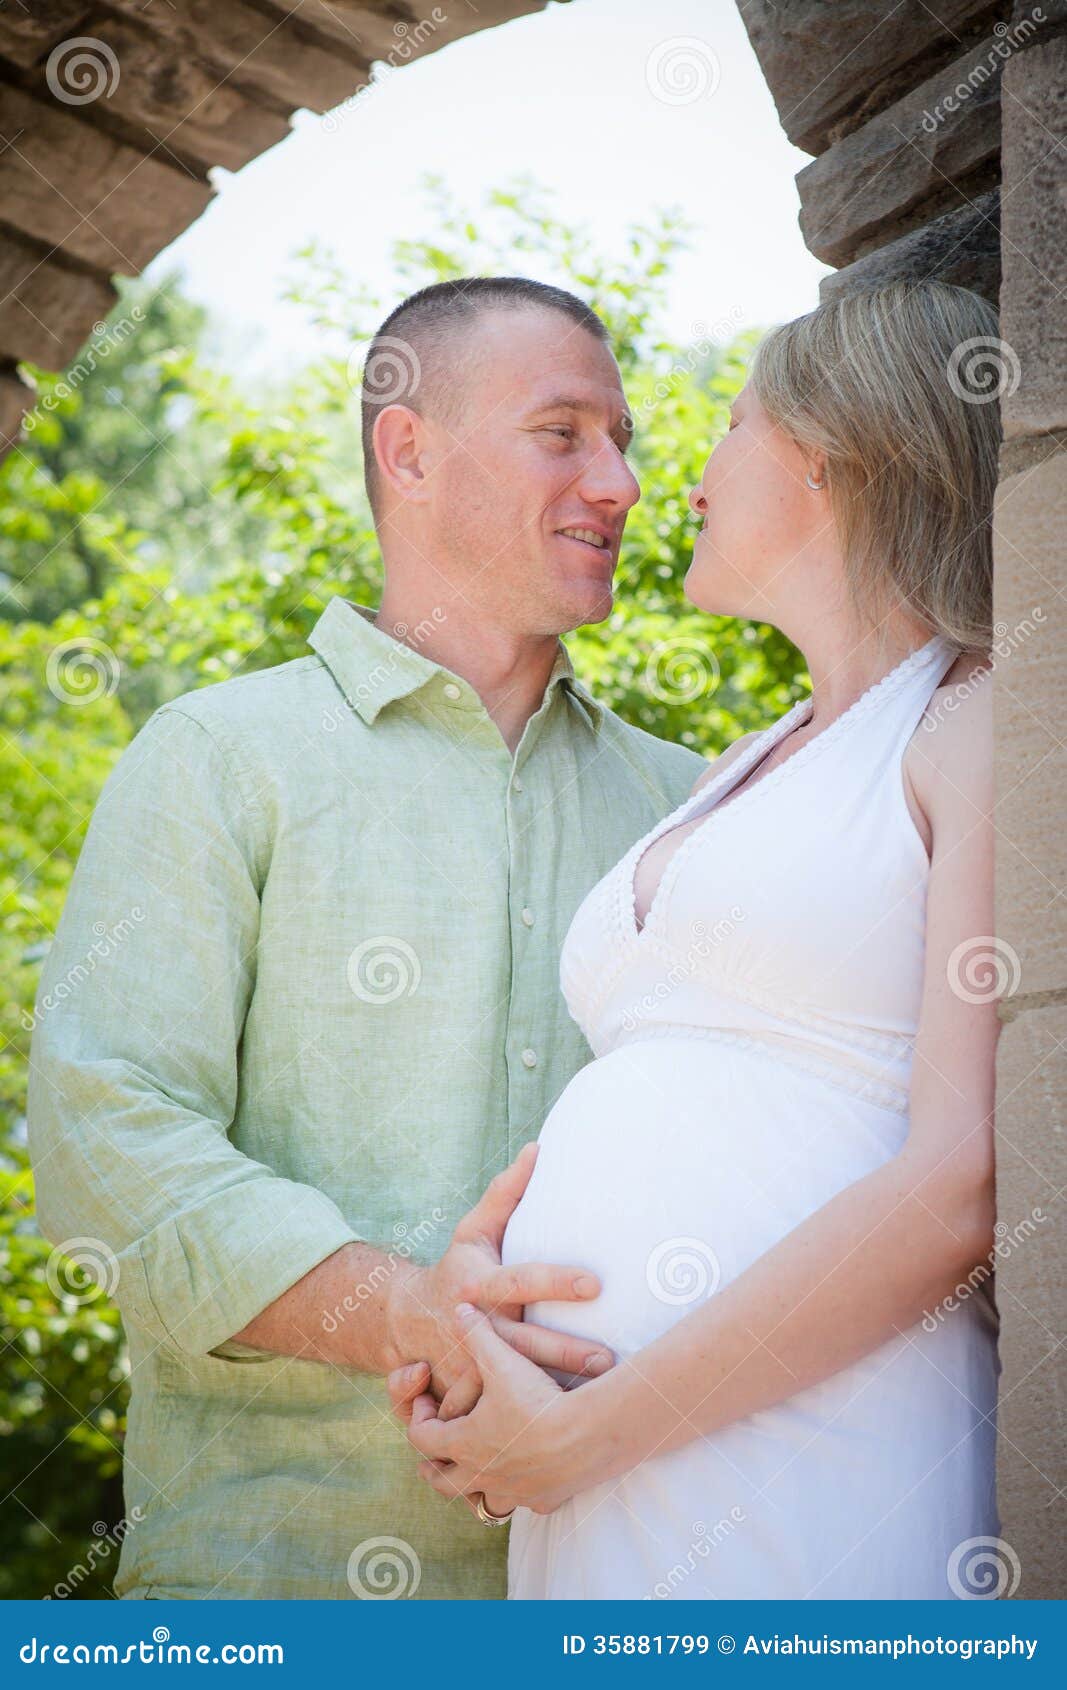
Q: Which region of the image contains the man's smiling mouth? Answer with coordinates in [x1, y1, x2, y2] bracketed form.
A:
[557, 526, 610, 550]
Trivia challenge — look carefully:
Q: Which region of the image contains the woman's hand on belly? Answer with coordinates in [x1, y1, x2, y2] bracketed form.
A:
[387, 1302, 623, 1517]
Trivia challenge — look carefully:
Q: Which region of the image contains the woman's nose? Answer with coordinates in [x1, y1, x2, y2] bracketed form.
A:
[688, 484, 707, 515]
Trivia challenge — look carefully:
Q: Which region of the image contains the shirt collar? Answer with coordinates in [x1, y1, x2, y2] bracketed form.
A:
[307, 596, 602, 732]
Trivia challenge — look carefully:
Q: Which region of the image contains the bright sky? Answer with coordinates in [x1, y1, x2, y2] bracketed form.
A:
[151, 0, 830, 372]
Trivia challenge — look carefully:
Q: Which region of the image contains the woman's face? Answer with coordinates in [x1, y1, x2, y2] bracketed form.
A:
[684, 381, 833, 623]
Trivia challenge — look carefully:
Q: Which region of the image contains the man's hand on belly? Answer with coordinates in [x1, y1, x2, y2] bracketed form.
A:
[384, 1143, 613, 1419]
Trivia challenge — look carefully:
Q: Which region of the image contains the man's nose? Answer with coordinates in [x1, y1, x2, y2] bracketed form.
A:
[578, 442, 641, 512]
[688, 483, 707, 516]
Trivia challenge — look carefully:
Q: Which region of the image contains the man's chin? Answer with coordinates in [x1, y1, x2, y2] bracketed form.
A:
[559, 578, 615, 631]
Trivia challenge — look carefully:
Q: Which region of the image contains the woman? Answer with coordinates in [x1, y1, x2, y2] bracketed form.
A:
[390, 279, 1002, 1600]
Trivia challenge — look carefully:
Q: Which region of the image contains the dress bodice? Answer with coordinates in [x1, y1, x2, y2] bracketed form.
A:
[559, 636, 959, 1114]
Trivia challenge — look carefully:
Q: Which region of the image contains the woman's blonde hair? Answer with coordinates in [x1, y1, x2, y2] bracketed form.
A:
[750, 279, 1001, 651]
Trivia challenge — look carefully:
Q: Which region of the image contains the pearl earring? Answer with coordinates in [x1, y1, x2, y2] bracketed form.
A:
[805, 469, 825, 491]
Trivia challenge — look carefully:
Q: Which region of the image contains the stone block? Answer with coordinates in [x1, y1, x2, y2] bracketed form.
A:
[994, 1003, 1066, 1599]
[0, 83, 211, 276]
[1000, 32, 1067, 438]
[819, 189, 1000, 301]
[798, 33, 1003, 267]
[0, 229, 117, 368]
[993, 452, 1067, 1000]
[736, 0, 1004, 153]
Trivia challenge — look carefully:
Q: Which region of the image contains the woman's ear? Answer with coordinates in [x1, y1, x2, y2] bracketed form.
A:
[804, 452, 828, 492]
[372, 404, 431, 503]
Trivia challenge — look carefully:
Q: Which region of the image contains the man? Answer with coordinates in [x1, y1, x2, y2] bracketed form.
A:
[29, 277, 705, 1600]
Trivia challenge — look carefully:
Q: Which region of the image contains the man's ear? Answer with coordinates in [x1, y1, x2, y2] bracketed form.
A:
[372, 404, 432, 503]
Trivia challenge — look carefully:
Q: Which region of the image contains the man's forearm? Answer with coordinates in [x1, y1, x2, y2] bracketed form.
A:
[231, 1241, 417, 1373]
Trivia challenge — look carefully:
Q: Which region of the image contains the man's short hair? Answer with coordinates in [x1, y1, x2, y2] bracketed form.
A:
[360, 277, 610, 513]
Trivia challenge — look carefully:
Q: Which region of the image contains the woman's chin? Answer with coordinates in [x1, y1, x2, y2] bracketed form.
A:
[685, 545, 761, 621]
[683, 556, 731, 618]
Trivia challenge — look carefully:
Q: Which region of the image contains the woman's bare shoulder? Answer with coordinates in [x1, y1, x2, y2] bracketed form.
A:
[905, 657, 993, 838]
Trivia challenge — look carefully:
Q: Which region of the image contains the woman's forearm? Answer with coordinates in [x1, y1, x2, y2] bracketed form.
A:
[575, 1142, 994, 1484]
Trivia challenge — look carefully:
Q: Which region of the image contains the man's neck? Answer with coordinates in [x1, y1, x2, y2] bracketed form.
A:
[373, 582, 562, 756]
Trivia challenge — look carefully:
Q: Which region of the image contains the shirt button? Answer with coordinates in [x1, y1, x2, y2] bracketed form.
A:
[512, 775, 524, 792]
[521, 907, 535, 927]
[442, 683, 462, 701]
[521, 1047, 538, 1069]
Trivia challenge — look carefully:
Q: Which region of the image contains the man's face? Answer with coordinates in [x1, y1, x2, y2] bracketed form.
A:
[416, 308, 640, 635]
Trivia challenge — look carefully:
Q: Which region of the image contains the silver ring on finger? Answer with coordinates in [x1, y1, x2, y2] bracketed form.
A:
[474, 1491, 515, 1526]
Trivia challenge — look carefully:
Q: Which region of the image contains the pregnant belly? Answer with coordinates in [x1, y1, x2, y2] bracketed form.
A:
[501, 1036, 907, 1359]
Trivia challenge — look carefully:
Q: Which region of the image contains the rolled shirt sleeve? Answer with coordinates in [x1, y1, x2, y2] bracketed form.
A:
[27, 703, 361, 1358]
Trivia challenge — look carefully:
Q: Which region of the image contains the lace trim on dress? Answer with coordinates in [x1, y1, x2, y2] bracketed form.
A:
[625, 634, 948, 946]
[613, 1023, 911, 1115]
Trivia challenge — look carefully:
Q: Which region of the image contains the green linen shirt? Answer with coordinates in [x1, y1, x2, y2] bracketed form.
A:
[27, 594, 704, 1600]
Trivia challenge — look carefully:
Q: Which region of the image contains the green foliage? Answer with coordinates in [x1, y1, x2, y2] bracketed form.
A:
[0, 177, 806, 1597]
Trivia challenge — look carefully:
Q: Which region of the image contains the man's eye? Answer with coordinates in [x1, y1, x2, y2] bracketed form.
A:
[545, 426, 574, 440]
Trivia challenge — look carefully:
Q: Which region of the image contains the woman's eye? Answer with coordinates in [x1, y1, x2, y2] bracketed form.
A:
[546, 426, 574, 440]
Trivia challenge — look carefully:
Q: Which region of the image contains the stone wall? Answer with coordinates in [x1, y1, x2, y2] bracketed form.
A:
[738, 0, 1066, 1599]
[1, 0, 1063, 1600]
